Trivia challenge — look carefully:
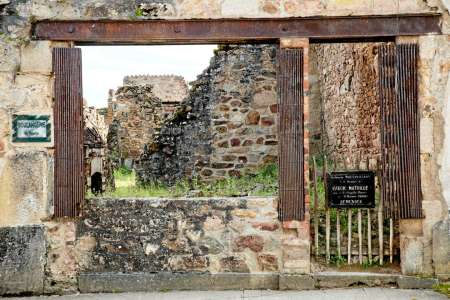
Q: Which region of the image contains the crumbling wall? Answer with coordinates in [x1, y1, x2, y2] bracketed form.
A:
[106, 75, 188, 168]
[106, 84, 163, 167]
[0, 1, 449, 296]
[123, 75, 188, 105]
[77, 197, 281, 274]
[309, 43, 381, 165]
[136, 44, 278, 184]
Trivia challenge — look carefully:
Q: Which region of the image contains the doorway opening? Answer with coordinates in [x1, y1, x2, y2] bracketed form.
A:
[81, 44, 280, 198]
[308, 41, 401, 272]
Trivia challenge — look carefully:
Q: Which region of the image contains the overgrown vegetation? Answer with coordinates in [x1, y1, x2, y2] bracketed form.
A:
[87, 163, 278, 198]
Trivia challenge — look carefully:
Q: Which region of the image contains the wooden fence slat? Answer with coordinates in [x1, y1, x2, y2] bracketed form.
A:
[347, 209, 352, 264]
[313, 157, 319, 258]
[358, 209, 363, 264]
[367, 209, 372, 264]
[378, 197, 384, 265]
[336, 210, 341, 258]
[324, 158, 330, 263]
[326, 208, 331, 263]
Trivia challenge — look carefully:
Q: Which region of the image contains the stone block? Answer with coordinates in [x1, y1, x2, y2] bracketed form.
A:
[432, 219, 450, 279]
[20, 41, 52, 74]
[261, 0, 280, 15]
[279, 274, 315, 290]
[11, 74, 52, 110]
[178, 0, 221, 18]
[221, 0, 260, 17]
[257, 253, 279, 271]
[0, 151, 51, 226]
[283, 259, 310, 273]
[220, 256, 250, 272]
[420, 118, 434, 154]
[326, 0, 373, 14]
[0, 40, 20, 72]
[234, 235, 264, 252]
[283, 245, 310, 260]
[252, 91, 277, 109]
[397, 276, 438, 289]
[0, 225, 46, 296]
[78, 272, 279, 293]
[314, 272, 397, 289]
[400, 236, 424, 275]
[44, 222, 80, 294]
[399, 219, 423, 236]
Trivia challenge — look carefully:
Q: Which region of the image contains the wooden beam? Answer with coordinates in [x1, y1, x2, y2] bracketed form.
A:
[33, 14, 441, 44]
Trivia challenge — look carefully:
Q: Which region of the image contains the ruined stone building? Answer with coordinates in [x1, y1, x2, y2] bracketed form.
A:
[124, 75, 188, 118]
[0, 0, 449, 296]
[136, 45, 279, 184]
[106, 75, 188, 168]
[135, 43, 380, 184]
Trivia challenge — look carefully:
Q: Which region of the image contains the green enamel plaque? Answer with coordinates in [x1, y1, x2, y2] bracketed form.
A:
[12, 115, 51, 143]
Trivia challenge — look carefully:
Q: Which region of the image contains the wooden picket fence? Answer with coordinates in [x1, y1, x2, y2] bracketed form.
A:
[310, 155, 398, 265]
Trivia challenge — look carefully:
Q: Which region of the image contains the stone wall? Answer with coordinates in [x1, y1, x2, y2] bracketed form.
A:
[136, 42, 381, 184]
[136, 44, 278, 184]
[77, 197, 281, 274]
[106, 84, 163, 167]
[106, 75, 188, 167]
[309, 43, 381, 164]
[0, 1, 449, 296]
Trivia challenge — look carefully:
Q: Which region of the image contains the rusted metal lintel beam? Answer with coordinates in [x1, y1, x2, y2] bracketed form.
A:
[33, 14, 441, 44]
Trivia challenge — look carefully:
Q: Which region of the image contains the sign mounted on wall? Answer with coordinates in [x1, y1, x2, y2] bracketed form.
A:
[326, 171, 375, 208]
[12, 115, 51, 143]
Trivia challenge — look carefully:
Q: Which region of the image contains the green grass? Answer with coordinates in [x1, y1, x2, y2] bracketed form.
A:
[433, 283, 450, 297]
[88, 163, 278, 198]
[114, 166, 135, 188]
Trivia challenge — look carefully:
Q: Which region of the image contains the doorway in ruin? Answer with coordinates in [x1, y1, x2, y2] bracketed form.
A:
[50, 27, 420, 277]
[308, 41, 420, 271]
[79, 44, 280, 199]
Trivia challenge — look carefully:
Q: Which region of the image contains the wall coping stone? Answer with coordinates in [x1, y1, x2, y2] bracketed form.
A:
[77, 272, 441, 294]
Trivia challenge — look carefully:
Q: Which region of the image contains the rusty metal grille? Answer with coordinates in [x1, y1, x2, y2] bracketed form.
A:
[53, 48, 84, 218]
[277, 47, 305, 221]
[379, 44, 422, 219]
